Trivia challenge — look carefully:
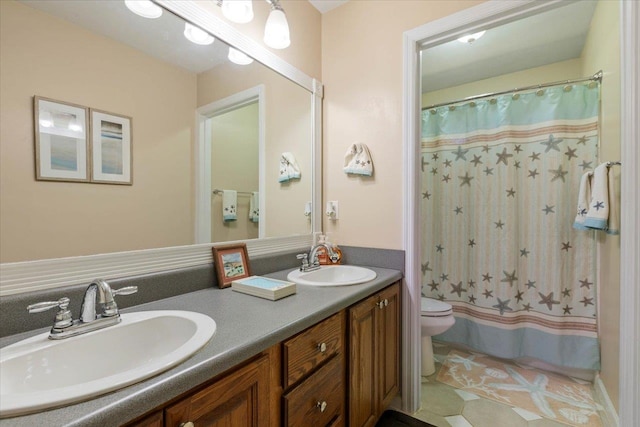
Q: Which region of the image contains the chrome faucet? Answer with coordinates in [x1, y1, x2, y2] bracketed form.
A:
[27, 279, 137, 340]
[297, 243, 339, 272]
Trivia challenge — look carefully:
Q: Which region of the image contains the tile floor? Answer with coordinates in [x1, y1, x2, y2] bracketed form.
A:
[405, 342, 608, 427]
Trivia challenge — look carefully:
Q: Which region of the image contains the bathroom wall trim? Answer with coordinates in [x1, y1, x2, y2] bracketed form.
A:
[403, 0, 639, 423]
[618, 1, 640, 425]
[594, 374, 619, 427]
[0, 234, 312, 297]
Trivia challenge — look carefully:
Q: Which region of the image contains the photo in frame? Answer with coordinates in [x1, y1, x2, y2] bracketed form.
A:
[212, 243, 251, 288]
[34, 96, 90, 182]
[90, 109, 132, 184]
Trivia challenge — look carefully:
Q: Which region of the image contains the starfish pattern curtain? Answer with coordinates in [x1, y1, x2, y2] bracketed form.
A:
[421, 82, 600, 370]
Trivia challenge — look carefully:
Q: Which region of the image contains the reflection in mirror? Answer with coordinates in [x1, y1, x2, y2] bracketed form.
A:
[0, 0, 312, 263]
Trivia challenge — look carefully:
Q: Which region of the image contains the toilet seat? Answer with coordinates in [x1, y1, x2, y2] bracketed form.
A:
[421, 297, 453, 317]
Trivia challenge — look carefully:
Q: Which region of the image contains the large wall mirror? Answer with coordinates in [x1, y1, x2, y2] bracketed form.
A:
[0, 0, 321, 294]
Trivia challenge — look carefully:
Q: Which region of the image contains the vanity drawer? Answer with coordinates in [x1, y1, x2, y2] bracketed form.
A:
[283, 311, 344, 388]
[283, 354, 344, 427]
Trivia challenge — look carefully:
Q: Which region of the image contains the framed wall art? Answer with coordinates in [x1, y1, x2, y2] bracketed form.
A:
[90, 109, 132, 185]
[212, 243, 251, 288]
[34, 96, 90, 182]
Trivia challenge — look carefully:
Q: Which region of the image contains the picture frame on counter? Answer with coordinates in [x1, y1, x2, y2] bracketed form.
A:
[212, 243, 252, 288]
[34, 96, 90, 183]
[90, 109, 132, 185]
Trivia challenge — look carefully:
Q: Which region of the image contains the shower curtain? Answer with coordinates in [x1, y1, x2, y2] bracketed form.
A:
[421, 82, 600, 370]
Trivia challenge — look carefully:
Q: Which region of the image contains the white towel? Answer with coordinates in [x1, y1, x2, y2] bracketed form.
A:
[343, 143, 373, 176]
[249, 191, 259, 223]
[572, 171, 593, 230]
[584, 163, 618, 233]
[222, 190, 237, 222]
[279, 152, 301, 183]
[606, 165, 619, 235]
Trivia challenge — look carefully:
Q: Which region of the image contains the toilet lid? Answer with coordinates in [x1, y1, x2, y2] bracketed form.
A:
[421, 297, 453, 315]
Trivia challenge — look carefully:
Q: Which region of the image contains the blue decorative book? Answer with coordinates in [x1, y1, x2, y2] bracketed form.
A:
[231, 276, 296, 301]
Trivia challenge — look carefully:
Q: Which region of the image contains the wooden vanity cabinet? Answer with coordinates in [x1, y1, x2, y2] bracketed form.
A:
[281, 311, 346, 427]
[348, 282, 400, 427]
[163, 350, 274, 427]
[125, 282, 401, 427]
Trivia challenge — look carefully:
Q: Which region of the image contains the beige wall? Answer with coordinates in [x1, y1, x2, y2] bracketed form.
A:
[0, 1, 196, 262]
[581, 0, 621, 411]
[198, 62, 312, 238]
[211, 103, 260, 241]
[321, 0, 482, 249]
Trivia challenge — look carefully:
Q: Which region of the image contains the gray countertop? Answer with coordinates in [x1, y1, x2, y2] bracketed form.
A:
[0, 266, 402, 427]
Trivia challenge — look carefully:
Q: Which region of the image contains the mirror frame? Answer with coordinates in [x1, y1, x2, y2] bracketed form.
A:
[0, 0, 322, 296]
[401, 0, 640, 420]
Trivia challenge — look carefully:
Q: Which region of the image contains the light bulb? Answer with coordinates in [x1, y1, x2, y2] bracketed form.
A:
[39, 111, 53, 128]
[221, 0, 254, 24]
[68, 118, 82, 133]
[124, 0, 163, 19]
[184, 23, 214, 46]
[264, 8, 290, 49]
[228, 47, 254, 65]
[457, 31, 486, 44]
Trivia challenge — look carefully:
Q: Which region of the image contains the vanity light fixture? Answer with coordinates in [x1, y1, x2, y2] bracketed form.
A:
[457, 30, 486, 44]
[263, 0, 290, 49]
[217, 0, 290, 50]
[184, 22, 215, 45]
[228, 47, 254, 65]
[221, 0, 254, 24]
[38, 111, 54, 128]
[124, 0, 163, 19]
[68, 118, 83, 132]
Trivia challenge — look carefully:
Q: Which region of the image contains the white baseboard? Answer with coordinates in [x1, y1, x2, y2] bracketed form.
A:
[594, 374, 619, 427]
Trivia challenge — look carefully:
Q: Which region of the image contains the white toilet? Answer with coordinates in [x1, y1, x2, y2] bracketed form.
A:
[421, 297, 455, 376]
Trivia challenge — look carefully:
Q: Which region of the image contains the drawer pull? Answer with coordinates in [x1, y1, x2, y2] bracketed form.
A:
[316, 400, 328, 412]
[317, 342, 327, 353]
[180, 423, 194, 427]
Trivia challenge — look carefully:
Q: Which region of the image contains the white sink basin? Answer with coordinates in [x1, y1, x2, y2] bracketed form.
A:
[0, 310, 216, 418]
[287, 265, 377, 286]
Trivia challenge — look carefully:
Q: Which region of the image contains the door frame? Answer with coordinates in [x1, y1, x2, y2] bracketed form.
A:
[402, 2, 639, 425]
[195, 85, 266, 243]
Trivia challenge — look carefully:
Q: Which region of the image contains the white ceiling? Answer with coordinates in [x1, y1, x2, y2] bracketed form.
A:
[421, 1, 598, 93]
[308, 0, 349, 14]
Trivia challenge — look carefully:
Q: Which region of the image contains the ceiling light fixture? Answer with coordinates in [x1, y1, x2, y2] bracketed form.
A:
[221, 0, 254, 24]
[184, 22, 215, 45]
[457, 30, 486, 44]
[228, 47, 254, 65]
[124, 0, 163, 19]
[217, 0, 290, 50]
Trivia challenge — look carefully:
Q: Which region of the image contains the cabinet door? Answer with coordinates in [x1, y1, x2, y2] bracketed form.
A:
[165, 353, 271, 427]
[348, 293, 378, 427]
[377, 282, 400, 411]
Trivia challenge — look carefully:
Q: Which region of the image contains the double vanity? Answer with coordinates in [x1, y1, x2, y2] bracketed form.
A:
[0, 254, 403, 427]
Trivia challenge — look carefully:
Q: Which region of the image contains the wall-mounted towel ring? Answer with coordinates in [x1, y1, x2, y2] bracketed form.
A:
[343, 143, 373, 176]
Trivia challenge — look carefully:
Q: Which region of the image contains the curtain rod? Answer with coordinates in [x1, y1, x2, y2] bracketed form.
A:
[423, 70, 603, 111]
[212, 189, 255, 196]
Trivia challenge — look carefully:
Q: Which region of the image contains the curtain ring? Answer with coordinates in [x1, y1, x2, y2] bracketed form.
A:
[449, 105, 456, 111]
[469, 102, 476, 108]
[588, 81, 597, 89]
[563, 85, 572, 92]
[512, 94, 520, 100]
[430, 109, 437, 115]
[536, 89, 545, 96]
[489, 98, 497, 105]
